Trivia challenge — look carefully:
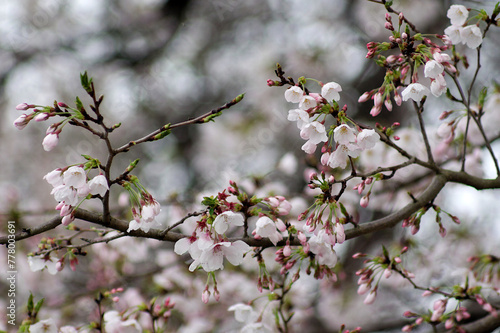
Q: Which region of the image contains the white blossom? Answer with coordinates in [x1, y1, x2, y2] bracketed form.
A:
[195, 241, 250, 272]
[333, 124, 356, 145]
[254, 216, 283, 245]
[284, 86, 303, 103]
[300, 121, 328, 144]
[43, 169, 63, 187]
[447, 5, 468, 26]
[287, 109, 310, 129]
[63, 166, 87, 188]
[444, 25, 463, 44]
[228, 303, 257, 323]
[29, 318, 58, 333]
[401, 83, 429, 102]
[308, 230, 338, 268]
[357, 129, 380, 150]
[430, 74, 447, 97]
[321, 81, 342, 102]
[213, 211, 244, 234]
[103, 311, 142, 333]
[298, 95, 317, 110]
[88, 175, 109, 196]
[461, 25, 482, 48]
[28, 255, 58, 275]
[424, 60, 444, 79]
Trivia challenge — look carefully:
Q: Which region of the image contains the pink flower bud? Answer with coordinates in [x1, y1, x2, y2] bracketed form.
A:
[384, 98, 393, 111]
[58, 102, 68, 108]
[42, 133, 59, 151]
[402, 325, 413, 332]
[445, 319, 454, 329]
[394, 91, 402, 106]
[202, 289, 210, 304]
[358, 91, 371, 103]
[13, 114, 30, 130]
[394, 257, 402, 263]
[112, 296, 120, 302]
[385, 22, 394, 31]
[283, 245, 291, 257]
[370, 105, 382, 117]
[363, 290, 377, 304]
[34, 113, 49, 122]
[360, 195, 369, 208]
[62, 214, 75, 226]
[402, 32, 408, 40]
[393, 136, 400, 141]
[384, 268, 392, 278]
[266, 79, 275, 87]
[16, 103, 31, 110]
[275, 218, 287, 232]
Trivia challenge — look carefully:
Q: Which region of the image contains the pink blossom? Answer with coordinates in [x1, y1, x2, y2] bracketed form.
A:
[34, 112, 49, 122]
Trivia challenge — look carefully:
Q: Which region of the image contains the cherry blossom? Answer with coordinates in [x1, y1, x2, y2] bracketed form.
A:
[300, 121, 328, 144]
[191, 240, 250, 272]
[213, 211, 244, 234]
[228, 303, 258, 323]
[333, 124, 356, 145]
[447, 5, 468, 26]
[356, 129, 380, 150]
[43, 169, 64, 187]
[321, 81, 342, 102]
[287, 109, 310, 129]
[298, 95, 318, 110]
[444, 25, 463, 44]
[103, 310, 142, 333]
[284, 86, 303, 103]
[401, 83, 429, 102]
[327, 144, 361, 169]
[430, 74, 447, 97]
[241, 322, 273, 333]
[308, 230, 337, 268]
[28, 255, 59, 275]
[63, 166, 87, 188]
[424, 60, 444, 79]
[88, 174, 109, 196]
[29, 318, 58, 333]
[461, 25, 482, 49]
[254, 216, 283, 245]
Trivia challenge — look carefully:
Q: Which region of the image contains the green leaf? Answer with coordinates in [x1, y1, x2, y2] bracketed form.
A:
[478, 87, 488, 110]
[153, 129, 171, 141]
[493, 2, 500, 18]
[27, 293, 34, 313]
[75, 96, 84, 111]
[382, 245, 389, 259]
[34, 298, 45, 314]
[80, 71, 93, 94]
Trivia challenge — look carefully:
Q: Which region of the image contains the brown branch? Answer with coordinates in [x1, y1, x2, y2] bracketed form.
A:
[0, 216, 61, 244]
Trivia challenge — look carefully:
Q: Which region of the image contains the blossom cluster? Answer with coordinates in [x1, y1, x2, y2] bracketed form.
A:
[444, 5, 483, 49]
[285, 82, 380, 169]
[44, 166, 109, 225]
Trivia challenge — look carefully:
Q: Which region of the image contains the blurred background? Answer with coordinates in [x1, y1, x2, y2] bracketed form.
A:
[1, 0, 500, 332]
